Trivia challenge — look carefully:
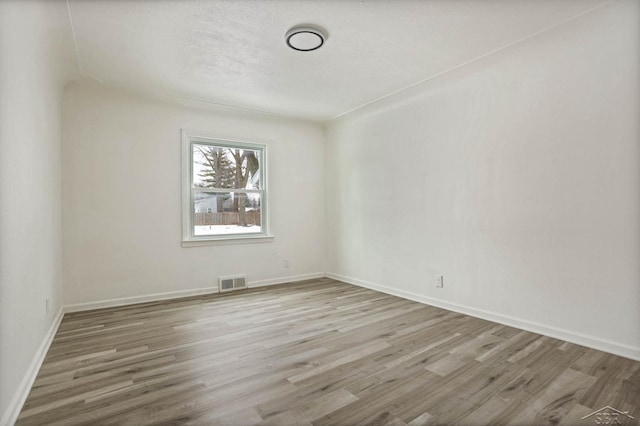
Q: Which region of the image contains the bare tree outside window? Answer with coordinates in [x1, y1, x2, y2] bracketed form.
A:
[185, 137, 266, 240]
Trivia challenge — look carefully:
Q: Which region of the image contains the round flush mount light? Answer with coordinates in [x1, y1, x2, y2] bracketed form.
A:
[285, 25, 327, 52]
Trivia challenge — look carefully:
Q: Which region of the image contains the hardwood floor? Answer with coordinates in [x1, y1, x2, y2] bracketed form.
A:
[16, 278, 640, 425]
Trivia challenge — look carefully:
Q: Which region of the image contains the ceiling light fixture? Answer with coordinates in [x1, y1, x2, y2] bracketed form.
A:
[285, 25, 327, 52]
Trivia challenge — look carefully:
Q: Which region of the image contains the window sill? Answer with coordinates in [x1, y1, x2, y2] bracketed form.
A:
[181, 235, 275, 247]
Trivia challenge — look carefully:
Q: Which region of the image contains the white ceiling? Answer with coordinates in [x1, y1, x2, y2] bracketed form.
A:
[67, 0, 607, 121]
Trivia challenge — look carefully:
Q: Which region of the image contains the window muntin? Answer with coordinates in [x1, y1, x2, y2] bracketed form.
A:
[182, 133, 267, 242]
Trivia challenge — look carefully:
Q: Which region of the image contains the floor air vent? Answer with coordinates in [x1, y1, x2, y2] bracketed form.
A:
[219, 275, 247, 293]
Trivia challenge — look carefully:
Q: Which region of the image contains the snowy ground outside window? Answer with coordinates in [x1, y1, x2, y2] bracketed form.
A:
[194, 225, 262, 236]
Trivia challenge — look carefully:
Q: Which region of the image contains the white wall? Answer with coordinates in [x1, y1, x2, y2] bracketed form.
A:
[63, 82, 325, 306]
[326, 0, 640, 359]
[0, 0, 75, 423]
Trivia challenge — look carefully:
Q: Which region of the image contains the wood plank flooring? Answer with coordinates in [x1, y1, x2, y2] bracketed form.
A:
[16, 278, 640, 425]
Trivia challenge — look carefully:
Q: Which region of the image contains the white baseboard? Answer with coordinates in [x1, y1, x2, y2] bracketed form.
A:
[326, 272, 640, 361]
[249, 272, 325, 288]
[1, 307, 64, 426]
[64, 286, 220, 313]
[64, 273, 326, 313]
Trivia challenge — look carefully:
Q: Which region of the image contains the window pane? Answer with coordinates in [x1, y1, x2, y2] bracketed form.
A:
[193, 191, 262, 236]
[192, 144, 261, 189]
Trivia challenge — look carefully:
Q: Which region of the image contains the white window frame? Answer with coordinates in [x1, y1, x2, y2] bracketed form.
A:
[181, 130, 272, 246]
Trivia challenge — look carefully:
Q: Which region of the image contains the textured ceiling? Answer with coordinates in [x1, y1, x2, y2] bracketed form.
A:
[67, 0, 608, 121]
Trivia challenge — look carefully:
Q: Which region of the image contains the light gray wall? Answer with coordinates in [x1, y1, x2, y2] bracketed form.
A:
[325, 0, 639, 359]
[62, 82, 326, 306]
[0, 0, 75, 422]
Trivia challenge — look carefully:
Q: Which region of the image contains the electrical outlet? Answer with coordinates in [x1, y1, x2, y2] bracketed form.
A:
[283, 259, 290, 269]
[45, 297, 50, 314]
[435, 274, 444, 288]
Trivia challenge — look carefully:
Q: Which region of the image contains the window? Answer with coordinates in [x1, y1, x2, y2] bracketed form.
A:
[182, 131, 269, 244]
